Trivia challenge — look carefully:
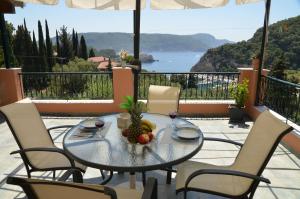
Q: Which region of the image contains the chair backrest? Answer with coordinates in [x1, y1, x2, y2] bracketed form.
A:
[0, 99, 54, 165]
[147, 85, 180, 115]
[6, 177, 115, 199]
[232, 110, 293, 185]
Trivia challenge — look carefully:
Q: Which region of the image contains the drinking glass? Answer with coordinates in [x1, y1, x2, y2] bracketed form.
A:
[168, 112, 177, 130]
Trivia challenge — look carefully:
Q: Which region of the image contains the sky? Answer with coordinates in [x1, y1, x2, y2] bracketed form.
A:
[5, 0, 300, 42]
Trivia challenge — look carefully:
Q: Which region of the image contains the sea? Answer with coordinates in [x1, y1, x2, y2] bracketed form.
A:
[142, 51, 204, 72]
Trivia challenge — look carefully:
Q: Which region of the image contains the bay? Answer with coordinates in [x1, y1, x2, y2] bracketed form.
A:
[142, 51, 204, 72]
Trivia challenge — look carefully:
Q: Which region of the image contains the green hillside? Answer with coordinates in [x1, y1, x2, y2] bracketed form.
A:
[191, 15, 300, 72]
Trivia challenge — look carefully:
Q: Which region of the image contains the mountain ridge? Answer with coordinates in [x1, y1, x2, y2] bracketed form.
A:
[70, 32, 232, 53]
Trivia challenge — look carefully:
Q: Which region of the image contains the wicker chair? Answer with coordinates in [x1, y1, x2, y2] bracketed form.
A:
[7, 176, 158, 199]
[176, 110, 293, 199]
[0, 99, 86, 182]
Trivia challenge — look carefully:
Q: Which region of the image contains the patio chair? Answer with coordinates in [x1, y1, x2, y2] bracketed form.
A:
[176, 110, 293, 199]
[6, 176, 158, 199]
[146, 85, 181, 184]
[0, 99, 86, 182]
[147, 85, 181, 115]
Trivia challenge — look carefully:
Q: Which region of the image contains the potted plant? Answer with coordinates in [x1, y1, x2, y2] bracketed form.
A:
[228, 79, 249, 122]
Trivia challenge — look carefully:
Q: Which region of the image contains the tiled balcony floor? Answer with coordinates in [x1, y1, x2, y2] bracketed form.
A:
[0, 116, 299, 199]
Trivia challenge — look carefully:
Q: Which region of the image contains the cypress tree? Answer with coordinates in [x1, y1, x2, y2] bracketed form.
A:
[89, 48, 95, 58]
[23, 19, 34, 72]
[56, 30, 61, 58]
[38, 20, 48, 72]
[59, 26, 73, 62]
[45, 20, 54, 71]
[0, 21, 17, 67]
[32, 31, 39, 72]
[13, 25, 26, 66]
[72, 28, 78, 57]
[79, 35, 88, 60]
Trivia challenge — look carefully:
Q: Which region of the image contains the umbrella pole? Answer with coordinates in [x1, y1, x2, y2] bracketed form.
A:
[133, 0, 141, 103]
[255, 0, 271, 105]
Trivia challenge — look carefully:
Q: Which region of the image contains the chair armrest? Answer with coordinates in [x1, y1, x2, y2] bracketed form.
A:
[185, 169, 270, 190]
[204, 137, 243, 147]
[142, 177, 158, 199]
[10, 147, 76, 168]
[47, 125, 75, 132]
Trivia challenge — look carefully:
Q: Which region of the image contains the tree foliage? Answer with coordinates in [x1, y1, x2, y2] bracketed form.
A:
[79, 35, 88, 60]
[45, 20, 55, 71]
[192, 15, 300, 72]
[89, 48, 96, 58]
[59, 26, 73, 62]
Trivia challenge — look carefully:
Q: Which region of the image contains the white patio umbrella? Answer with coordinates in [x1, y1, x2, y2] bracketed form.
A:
[13, 0, 263, 10]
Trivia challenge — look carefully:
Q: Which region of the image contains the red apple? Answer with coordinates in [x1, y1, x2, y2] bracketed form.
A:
[138, 134, 150, 144]
[148, 132, 154, 141]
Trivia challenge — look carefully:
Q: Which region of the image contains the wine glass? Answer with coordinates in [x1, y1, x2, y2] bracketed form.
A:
[95, 120, 105, 139]
[169, 112, 177, 130]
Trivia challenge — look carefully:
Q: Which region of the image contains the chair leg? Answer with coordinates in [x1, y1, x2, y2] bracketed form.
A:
[100, 170, 105, 180]
[72, 170, 83, 183]
[142, 172, 146, 186]
[53, 171, 56, 180]
[166, 170, 172, 184]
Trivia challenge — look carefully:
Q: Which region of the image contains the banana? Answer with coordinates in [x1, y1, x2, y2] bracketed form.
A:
[141, 124, 152, 132]
[141, 119, 156, 130]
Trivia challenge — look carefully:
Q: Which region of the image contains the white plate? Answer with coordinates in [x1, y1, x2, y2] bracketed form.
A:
[175, 126, 201, 140]
[79, 119, 103, 131]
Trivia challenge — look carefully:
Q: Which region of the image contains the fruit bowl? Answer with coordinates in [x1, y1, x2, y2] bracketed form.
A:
[121, 119, 156, 145]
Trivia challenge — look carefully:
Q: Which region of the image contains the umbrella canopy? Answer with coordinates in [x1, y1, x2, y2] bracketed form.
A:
[13, 0, 263, 10]
[151, 0, 263, 10]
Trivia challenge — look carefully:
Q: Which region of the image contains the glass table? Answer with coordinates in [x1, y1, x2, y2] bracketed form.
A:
[63, 113, 204, 188]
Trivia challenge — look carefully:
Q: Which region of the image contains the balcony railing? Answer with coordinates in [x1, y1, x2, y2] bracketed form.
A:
[138, 72, 240, 100]
[19, 72, 113, 100]
[258, 75, 300, 125]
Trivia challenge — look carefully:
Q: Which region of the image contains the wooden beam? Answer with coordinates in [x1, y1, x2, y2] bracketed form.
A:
[0, 0, 15, 14]
[255, 0, 271, 105]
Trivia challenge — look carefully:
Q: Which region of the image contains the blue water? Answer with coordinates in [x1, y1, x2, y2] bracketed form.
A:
[142, 51, 204, 72]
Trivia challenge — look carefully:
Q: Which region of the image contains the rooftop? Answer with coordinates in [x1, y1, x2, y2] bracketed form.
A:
[1, 116, 299, 199]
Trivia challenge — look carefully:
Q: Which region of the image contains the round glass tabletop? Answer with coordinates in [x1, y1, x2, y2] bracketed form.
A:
[63, 113, 204, 172]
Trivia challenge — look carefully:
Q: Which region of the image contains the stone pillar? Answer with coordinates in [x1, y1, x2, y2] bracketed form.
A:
[112, 67, 134, 109]
[0, 68, 24, 106]
[238, 67, 269, 120]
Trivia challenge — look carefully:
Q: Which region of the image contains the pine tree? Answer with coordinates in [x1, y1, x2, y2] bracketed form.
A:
[56, 30, 61, 58]
[32, 31, 39, 72]
[59, 26, 73, 62]
[79, 35, 88, 60]
[89, 48, 95, 58]
[38, 20, 48, 72]
[45, 20, 54, 72]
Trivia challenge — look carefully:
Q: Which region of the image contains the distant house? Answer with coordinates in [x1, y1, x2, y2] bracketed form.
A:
[88, 56, 119, 71]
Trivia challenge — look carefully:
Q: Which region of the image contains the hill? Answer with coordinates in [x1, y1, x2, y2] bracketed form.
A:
[191, 15, 300, 72]
[76, 32, 231, 52]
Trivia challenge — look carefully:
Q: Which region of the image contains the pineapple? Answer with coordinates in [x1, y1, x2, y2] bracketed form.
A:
[120, 96, 145, 144]
[127, 103, 143, 143]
